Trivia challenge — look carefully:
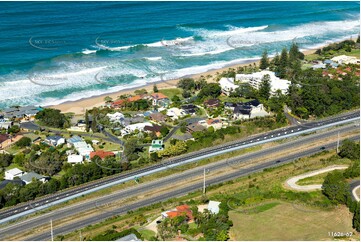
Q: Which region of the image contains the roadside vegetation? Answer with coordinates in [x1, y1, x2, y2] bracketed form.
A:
[47, 139, 359, 241]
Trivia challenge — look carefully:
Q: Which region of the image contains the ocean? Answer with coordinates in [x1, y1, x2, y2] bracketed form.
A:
[0, 1, 359, 109]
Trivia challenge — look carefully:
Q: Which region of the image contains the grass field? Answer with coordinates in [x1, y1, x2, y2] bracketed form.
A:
[156, 88, 182, 100]
[229, 202, 356, 241]
[296, 172, 329, 186]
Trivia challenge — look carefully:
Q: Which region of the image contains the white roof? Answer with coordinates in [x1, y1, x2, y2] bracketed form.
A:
[67, 154, 83, 164]
[219, 77, 238, 89]
[5, 168, 23, 176]
[125, 122, 152, 131]
[236, 70, 290, 93]
[167, 108, 185, 117]
[208, 200, 221, 214]
[107, 112, 124, 119]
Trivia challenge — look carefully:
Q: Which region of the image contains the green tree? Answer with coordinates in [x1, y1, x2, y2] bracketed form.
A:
[353, 203, 360, 232]
[322, 171, 350, 204]
[153, 84, 159, 93]
[13, 153, 25, 166]
[258, 74, 271, 100]
[182, 90, 192, 98]
[85, 110, 90, 132]
[15, 137, 32, 148]
[104, 96, 113, 103]
[259, 50, 269, 70]
[177, 78, 196, 91]
[35, 108, 68, 128]
[198, 83, 221, 99]
[279, 47, 288, 78]
[8, 125, 20, 134]
[0, 153, 13, 167]
[171, 95, 181, 106]
[338, 139, 360, 160]
[160, 126, 169, 137]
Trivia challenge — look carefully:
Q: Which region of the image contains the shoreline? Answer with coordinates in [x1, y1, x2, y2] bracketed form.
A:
[49, 47, 318, 115]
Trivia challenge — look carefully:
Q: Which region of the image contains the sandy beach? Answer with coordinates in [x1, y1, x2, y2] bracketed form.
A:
[50, 48, 316, 115]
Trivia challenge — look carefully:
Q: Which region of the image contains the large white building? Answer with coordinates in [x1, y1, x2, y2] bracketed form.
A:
[236, 70, 290, 95]
[219, 77, 239, 96]
[331, 55, 360, 65]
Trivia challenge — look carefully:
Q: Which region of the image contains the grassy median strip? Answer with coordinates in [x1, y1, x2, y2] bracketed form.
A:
[6, 129, 358, 241]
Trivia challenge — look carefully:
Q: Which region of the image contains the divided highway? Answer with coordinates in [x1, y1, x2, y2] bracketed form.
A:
[0, 124, 358, 240]
[0, 110, 359, 223]
[26, 134, 360, 241]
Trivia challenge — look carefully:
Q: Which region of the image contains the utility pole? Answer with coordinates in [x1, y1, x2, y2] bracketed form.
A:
[203, 168, 205, 194]
[336, 131, 340, 153]
[50, 219, 54, 242]
[79, 230, 82, 241]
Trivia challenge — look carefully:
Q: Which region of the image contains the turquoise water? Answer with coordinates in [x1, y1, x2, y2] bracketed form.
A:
[0, 1, 359, 108]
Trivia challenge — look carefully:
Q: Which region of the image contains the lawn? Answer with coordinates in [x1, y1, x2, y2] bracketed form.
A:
[139, 229, 156, 240]
[296, 172, 329, 186]
[156, 88, 183, 99]
[229, 202, 356, 241]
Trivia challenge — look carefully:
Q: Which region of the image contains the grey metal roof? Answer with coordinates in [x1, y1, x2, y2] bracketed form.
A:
[20, 172, 44, 183]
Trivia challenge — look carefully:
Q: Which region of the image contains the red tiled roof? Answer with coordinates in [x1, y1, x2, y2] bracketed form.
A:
[151, 93, 168, 99]
[111, 95, 143, 107]
[90, 150, 115, 159]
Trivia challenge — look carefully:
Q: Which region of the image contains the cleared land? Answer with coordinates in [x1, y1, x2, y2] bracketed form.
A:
[229, 202, 355, 241]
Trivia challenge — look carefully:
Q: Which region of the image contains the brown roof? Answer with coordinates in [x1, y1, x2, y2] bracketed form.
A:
[144, 124, 162, 132]
[150, 112, 166, 122]
[90, 150, 115, 159]
[0, 134, 9, 144]
[186, 123, 206, 133]
[204, 98, 220, 107]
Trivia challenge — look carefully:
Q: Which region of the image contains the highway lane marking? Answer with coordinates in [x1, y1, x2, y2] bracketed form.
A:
[1, 132, 359, 238]
[0, 117, 359, 225]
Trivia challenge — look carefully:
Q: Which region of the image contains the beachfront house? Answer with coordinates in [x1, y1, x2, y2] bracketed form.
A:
[331, 55, 360, 65]
[151, 93, 170, 107]
[5, 168, 24, 180]
[219, 77, 239, 96]
[236, 71, 290, 95]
